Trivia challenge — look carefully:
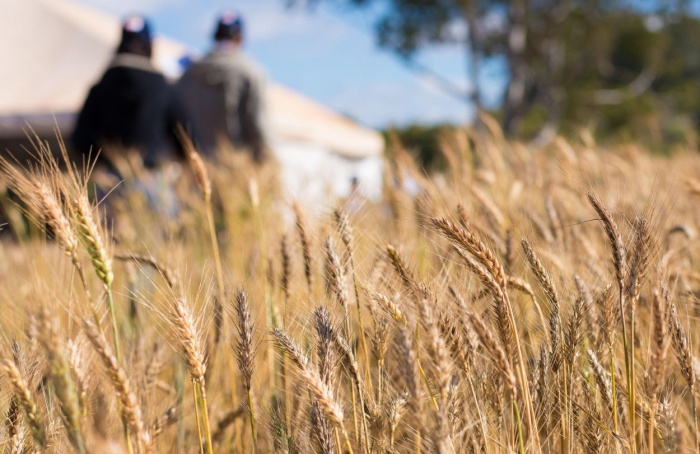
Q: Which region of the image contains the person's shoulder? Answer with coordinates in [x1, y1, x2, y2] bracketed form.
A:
[93, 66, 126, 91]
[179, 51, 222, 76]
[236, 52, 266, 79]
[98, 65, 122, 81]
[110, 55, 167, 79]
[183, 53, 208, 70]
[129, 67, 169, 91]
[210, 49, 265, 77]
[188, 49, 266, 82]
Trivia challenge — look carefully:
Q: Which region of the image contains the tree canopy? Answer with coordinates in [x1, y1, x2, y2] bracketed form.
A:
[290, 0, 700, 144]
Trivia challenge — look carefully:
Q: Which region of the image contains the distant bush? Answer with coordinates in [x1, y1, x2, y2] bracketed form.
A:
[383, 123, 457, 171]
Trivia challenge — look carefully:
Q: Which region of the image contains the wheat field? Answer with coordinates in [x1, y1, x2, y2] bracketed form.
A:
[0, 125, 699, 453]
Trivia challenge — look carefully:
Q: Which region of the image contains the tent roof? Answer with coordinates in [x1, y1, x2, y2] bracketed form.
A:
[0, 0, 384, 159]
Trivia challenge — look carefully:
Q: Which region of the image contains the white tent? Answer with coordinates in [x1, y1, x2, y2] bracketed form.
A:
[0, 0, 384, 202]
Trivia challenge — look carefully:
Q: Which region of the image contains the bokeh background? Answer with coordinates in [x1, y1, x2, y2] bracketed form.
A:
[4, 0, 700, 174]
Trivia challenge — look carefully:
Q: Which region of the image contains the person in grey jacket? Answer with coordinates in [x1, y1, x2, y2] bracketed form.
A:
[176, 12, 269, 162]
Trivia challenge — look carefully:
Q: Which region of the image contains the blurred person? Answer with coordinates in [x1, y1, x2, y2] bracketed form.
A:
[73, 15, 191, 170]
[343, 176, 365, 213]
[73, 15, 193, 221]
[176, 12, 270, 163]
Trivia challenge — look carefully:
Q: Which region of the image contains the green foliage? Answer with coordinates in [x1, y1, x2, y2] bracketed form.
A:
[384, 123, 455, 170]
[292, 0, 700, 145]
[571, 13, 700, 146]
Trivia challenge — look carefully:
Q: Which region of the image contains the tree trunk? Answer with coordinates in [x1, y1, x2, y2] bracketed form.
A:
[537, 2, 574, 144]
[461, 0, 482, 119]
[536, 35, 565, 144]
[502, 0, 528, 136]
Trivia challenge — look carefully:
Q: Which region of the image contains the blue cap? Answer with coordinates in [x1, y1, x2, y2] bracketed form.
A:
[214, 11, 243, 41]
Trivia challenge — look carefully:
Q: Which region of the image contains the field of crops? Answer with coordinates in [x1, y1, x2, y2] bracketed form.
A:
[0, 126, 699, 453]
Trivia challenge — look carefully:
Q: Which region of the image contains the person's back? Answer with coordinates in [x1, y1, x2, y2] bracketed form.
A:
[176, 12, 269, 162]
[73, 16, 190, 168]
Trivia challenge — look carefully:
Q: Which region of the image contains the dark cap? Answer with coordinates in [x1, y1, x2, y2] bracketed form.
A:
[118, 15, 153, 56]
[122, 15, 152, 44]
[214, 11, 243, 41]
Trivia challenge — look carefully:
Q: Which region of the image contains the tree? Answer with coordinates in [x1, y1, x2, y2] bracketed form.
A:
[290, 0, 700, 142]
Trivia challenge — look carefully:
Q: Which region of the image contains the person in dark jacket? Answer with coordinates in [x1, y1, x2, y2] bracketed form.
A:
[73, 15, 191, 169]
[176, 12, 269, 162]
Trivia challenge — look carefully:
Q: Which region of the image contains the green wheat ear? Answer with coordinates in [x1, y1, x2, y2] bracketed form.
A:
[74, 195, 113, 287]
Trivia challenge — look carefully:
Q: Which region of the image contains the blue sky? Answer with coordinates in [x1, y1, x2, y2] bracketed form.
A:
[80, 0, 507, 128]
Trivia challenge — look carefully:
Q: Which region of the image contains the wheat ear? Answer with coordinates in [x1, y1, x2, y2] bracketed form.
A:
[332, 321, 374, 453]
[273, 328, 354, 454]
[312, 306, 338, 453]
[648, 289, 669, 453]
[371, 292, 406, 325]
[432, 215, 538, 450]
[170, 295, 212, 453]
[72, 194, 121, 362]
[669, 303, 697, 450]
[333, 207, 371, 389]
[38, 310, 86, 454]
[451, 245, 513, 355]
[0, 357, 46, 448]
[83, 319, 150, 452]
[587, 191, 634, 448]
[234, 289, 258, 452]
[396, 328, 422, 452]
[148, 407, 178, 451]
[293, 202, 315, 292]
